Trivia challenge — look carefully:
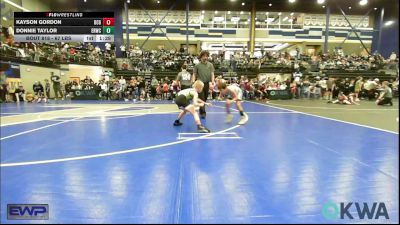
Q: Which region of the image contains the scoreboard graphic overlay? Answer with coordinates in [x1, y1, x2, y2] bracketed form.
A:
[14, 12, 114, 42]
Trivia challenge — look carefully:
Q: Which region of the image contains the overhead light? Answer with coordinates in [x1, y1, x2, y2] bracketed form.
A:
[127, 0, 130, 3]
[288, 19, 293, 22]
[289, 0, 296, 3]
[240, 11, 244, 14]
[384, 20, 394, 26]
[359, 0, 368, 6]
[282, 17, 288, 21]
[228, 11, 231, 14]
[247, 18, 250, 21]
[84, 0, 87, 2]
[317, 0, 325, 4]
[278, 12, 282, 16]
[157, 1, 160, 4]
[2, 17, 7, 21]
[242, 2, 245, 6]
[269, 3, 272, 7]
[265, 12, 269, 15]
[245, 21, 248, 24]
[348, 6, 352, 9]
[374, 8, 377, 10]
[290, 12, 294, 16]
[215, 10, 218, 14]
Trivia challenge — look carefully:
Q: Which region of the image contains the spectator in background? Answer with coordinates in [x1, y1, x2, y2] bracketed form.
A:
[176, 64, 192, 90]
[14, 85, 26, 103]
[62, 43, 69, 53]
[50, 72, 63, 100]
[99, 80, 108, 100]
[163, 81, 169, 100]
[326, 77, 335, 101]
[119, 76, 126, 99]
[120, 44, 127, 58]
[82, 76, 92, 84]
[389, 52, 397, 62]
[0, 77, 8, 103]
[65, 81, 72, 97]
[354, 76, 363, 101]
[150, 76, 159, 100]
[319, 77, 327, 100]
[125, 82, 135, 101]
[95, 45, 101, 53]
[364, 78, 379, 100]
[60, 82, 67, 98]
[105, 42, 111, 55]
[137, 76, 146, 101]
[376, 81, 393, 106]
[44, 79, 51, 99]
[33, 81, 45, 103]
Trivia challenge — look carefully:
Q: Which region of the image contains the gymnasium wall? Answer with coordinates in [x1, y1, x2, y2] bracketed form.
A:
[6, 63, 113, 94]
[19, 65, 66, 95]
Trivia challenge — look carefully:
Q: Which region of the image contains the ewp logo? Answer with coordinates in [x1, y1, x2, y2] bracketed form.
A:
[321, 201, 389, 220]
[7, 204, 49, 220]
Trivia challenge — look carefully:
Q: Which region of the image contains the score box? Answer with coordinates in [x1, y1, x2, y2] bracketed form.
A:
[103, 26, 114, 34]
[102, 18, 114, 26]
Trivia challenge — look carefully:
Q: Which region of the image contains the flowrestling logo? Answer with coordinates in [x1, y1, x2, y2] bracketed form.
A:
[321, 201, 389, 220]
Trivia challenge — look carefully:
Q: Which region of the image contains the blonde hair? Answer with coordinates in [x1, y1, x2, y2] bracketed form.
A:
[217, 79, 227, 90]
[192, 80, 204, 90]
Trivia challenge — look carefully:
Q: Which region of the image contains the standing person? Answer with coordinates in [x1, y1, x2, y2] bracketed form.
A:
[326, 77, 334, 101]
[50, 72, 63, 100]
[192, 50, 215, 119]
[119, 76, 126, 100]
[44, 79, 51, 100]
[137, 76, 146, 101]
[162, 81, 169, 100]
[319, 77, 328, 100]
[0, 72, 6, 103]
[173, 80, 211, 133]
[176, 64, 192, 90]
[218, 79, 248, 125]
[376, 81, 393, 106]
[150, 76, 159, 100]
[120, 44, 127, 58]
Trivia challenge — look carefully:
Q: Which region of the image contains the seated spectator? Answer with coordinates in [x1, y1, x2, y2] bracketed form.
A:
[14, 85, 26, 103]
[376, 81, 393, 106]
[33, 81, 46, 103]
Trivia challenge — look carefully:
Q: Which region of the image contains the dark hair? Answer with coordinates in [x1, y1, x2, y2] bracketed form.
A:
[198, 50, 210, 59]
[181, 64, 187, 70]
